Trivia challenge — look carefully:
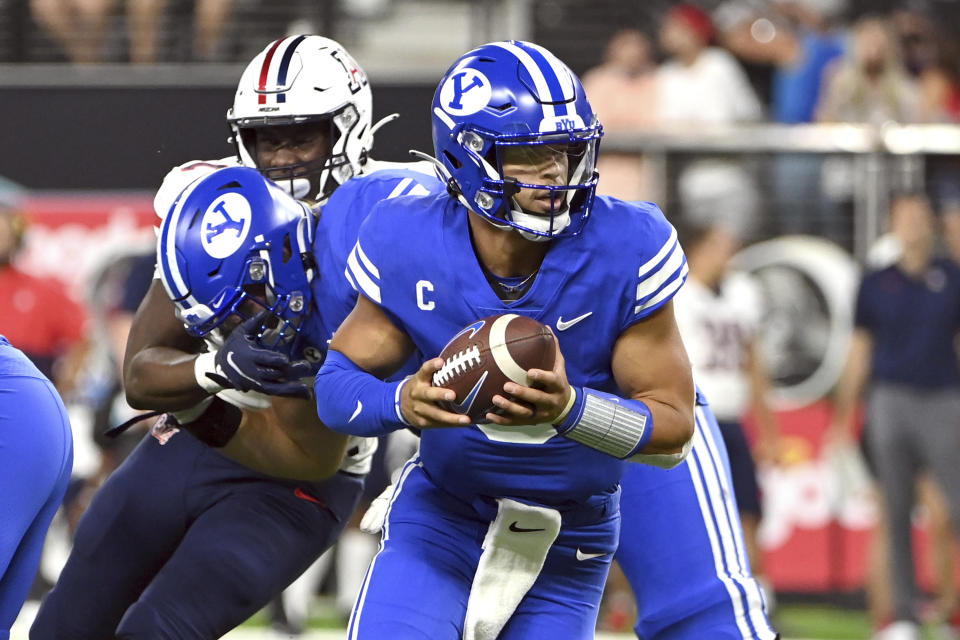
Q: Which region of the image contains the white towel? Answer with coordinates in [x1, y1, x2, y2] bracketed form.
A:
[463, 498, 562, 640]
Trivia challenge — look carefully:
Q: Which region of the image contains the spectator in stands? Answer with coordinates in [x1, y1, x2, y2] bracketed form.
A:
[716, 0, 847, 238]
[717, 0, 847, 124]
[29, 0, 165, 63]
[814, 15, 919, 249]
[29, 0, 232, 63]
[582, 29, 658, 201]
[655, 3, 764, 241]
[816, 15, 917, 124]
[191, 0, 233, 61]
[829, 192, 960, 640]
[915, 53, 960, 264]
[0, 189, 88, 393]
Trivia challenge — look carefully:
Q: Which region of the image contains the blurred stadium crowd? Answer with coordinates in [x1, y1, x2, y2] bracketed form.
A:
[4, 1, 960, 638]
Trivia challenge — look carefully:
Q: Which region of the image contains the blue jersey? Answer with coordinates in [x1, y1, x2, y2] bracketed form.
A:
[0, 334, 45, 378]
[296, 166, 442, 360]
[0, 335, 73, 632]
[347, 194, 687, 505]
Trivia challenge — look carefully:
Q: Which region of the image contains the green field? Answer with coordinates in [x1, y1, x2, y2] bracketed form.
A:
[15, 599, 944, 639]
[232, 602, 878, 639]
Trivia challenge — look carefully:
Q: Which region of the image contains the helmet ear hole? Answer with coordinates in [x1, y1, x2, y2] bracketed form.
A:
[443, 150, 462, 170]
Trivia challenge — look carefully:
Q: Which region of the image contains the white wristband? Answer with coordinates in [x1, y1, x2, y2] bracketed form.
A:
[554, 387, 578, 424]
[194, 351, 226, 395]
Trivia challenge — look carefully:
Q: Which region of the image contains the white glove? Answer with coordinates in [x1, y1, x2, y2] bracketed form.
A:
[359, 484, 394, 534]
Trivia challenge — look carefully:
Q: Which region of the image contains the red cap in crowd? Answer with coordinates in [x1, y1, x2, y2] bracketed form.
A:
[667, 3, 714, 43]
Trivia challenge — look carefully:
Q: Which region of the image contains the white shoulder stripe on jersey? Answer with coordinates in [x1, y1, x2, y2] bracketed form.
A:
[408, 183, 431, 196]
[387, 178, 413, 200]
[490, 41, 558, 120]
[687, 406, 776, 639]
[344, 266, 358, 292]
[638, 226, 679, 279]
[355, 240, 380, 279]
[634, 262, 688, 315]
[348, 457, 422, 640]
[347, 244, 382, 304]
[636, 241, 685, 302]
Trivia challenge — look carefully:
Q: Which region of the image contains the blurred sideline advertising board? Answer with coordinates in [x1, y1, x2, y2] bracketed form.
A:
[753, 402, 950, 594]
[18, 191, 157, 300]
[14, 201, 957, 596]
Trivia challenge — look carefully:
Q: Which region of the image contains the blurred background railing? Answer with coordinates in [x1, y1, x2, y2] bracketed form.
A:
[603, 124, 960, 261]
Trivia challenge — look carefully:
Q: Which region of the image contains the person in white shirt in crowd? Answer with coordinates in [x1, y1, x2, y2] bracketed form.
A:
[656, 3, 765, 241]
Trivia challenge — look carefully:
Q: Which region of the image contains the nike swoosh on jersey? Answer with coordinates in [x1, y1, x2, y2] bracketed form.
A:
[556, 312, 593, 331]
[454, 370, 489, 414]
[575, 548, 608, 561]
[509, 521, 546, 533]
[349, 400, 363, 423]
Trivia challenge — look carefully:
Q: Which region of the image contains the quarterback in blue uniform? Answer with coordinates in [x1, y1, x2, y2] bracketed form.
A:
[31, 36, 440, 640]
[314, 41, 698, 639]
[0, 337, 73, 637]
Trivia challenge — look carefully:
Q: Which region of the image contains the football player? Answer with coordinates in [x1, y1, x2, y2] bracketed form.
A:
[30, 36, 440, 640]
[0, 336, 73, 636]
[312, 40, 705, 639]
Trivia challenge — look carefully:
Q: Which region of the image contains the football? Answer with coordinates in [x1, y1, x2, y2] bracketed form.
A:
[432, 314, 556, 423]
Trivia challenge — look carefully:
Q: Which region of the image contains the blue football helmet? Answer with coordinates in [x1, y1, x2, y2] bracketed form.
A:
[157, 166, 317, 351]
[429, 40, 603, 239]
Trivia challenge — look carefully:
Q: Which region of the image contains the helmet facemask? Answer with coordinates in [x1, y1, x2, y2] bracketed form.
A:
[459, 126, 601, 241]
[231, 103, 365, 204]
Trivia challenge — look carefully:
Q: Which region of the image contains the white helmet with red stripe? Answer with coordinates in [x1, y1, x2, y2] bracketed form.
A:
[227, 35, 373, 202]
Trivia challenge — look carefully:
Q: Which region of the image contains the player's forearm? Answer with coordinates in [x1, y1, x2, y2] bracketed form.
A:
[124, 348, 211, 411]
[314, 349, 410, 437]
[554, 386, 694, 468]
[639, 393, 696, 454]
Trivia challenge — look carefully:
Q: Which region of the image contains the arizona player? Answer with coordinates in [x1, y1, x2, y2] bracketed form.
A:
[313, 41, 697, 639]
[31, 37, 440, 639]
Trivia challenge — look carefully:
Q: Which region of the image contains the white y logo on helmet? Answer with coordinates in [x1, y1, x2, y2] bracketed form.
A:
[439, 68, 491, 116]
[200, 193, 252, 259]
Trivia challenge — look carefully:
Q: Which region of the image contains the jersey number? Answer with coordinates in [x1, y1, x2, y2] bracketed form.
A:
[416, 280, 435, 311]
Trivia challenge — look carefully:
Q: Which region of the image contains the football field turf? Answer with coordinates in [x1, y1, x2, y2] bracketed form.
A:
[10, 601, 878, 639]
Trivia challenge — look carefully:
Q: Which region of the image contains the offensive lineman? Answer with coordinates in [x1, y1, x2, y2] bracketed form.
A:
[30, 36, 440, 639]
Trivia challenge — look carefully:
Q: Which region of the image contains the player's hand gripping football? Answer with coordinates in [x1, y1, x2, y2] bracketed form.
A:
[207, 311, 315, 399]
[486, 331, 572, 426]
[399, 357, 474, 429]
